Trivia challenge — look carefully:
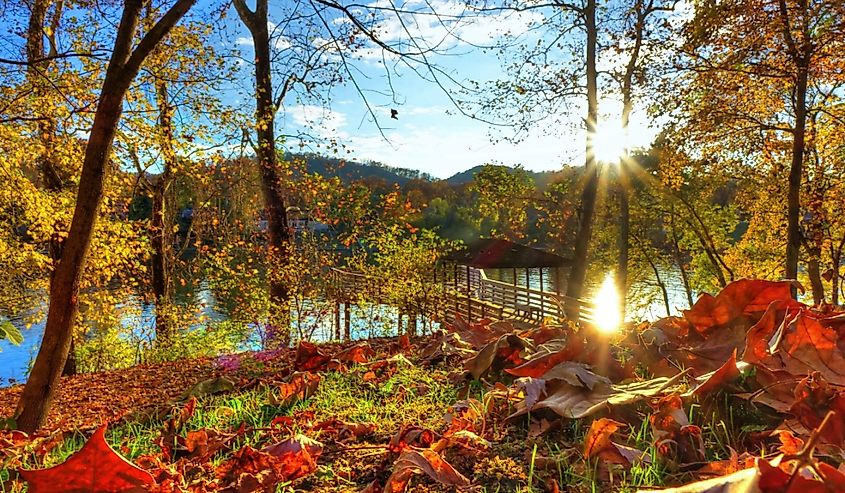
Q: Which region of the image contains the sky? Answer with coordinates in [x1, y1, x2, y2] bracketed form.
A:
[0, 0, 670, 179]
[223, 0, 667, 179]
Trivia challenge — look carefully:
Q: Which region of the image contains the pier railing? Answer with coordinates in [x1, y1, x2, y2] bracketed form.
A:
[329, 267, 597, 327]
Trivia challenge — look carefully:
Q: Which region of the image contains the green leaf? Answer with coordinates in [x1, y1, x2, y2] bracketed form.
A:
[0, 321, 22, 346]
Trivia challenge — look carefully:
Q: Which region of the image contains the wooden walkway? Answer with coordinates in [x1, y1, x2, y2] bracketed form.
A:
[328, 267, 597, 328]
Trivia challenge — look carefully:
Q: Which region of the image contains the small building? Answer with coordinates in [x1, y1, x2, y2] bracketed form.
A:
[438, 238, 589, 323]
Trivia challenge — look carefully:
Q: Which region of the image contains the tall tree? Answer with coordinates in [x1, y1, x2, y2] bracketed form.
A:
[679, 0, 845, 291]
[232, 0, 293, 339]
[14, 0, 197, 433]
[566, 0, 599, 303]
[607, 0, 678, 314]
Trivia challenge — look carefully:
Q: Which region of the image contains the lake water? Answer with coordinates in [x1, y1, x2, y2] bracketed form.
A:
[0, 268, 688, 386]
[483, 266, 694, 319]
[0, 284, 436, 386]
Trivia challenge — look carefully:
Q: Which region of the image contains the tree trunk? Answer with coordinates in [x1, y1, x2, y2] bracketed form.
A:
[615, 0, 645, 321]
[151, 78, 175, 341]
[807, 249, 823, 305]
[669, 212, 695, 308]
[29, 0, 76, 375]
[646, 254, 670, 317]
[781, 0, 810, 296]
[617, 165, 629, 318]
[786, 65, 807, 290]
[14, 0, 197, 433]
[833, 250, 841, 306]
[27, 0, 64, 191]
[566, 0, 598, 303]
[234, 0, 292, 344]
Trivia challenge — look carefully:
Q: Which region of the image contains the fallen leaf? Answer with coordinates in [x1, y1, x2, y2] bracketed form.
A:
[269, 371, 321, 407]
[180, 376, 235, 400]
[261, 434, 323, 481]
[19, 425, 155, 493]
[510, 374, 682, 420]
[464, 333, 528, 379]
[692, 349, 741, 396]
[787, 373, 845, 445]
[443, 399, 482, 435]
[334, 343, 376, 364]
[388, 425, 435, 453]
[384, 449, 470, 493]
[775, 430, 804, 455]
[295, 341, 332, 371]
[650, 395, 705, 465]
[584, 418, 646, 467]
[683, 279, 798, 334]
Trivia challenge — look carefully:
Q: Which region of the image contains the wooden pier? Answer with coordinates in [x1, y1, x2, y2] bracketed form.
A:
[327, 266, 597, 331]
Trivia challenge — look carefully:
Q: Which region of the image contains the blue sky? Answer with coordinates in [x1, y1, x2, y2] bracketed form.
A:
[223, 0, 667, 179]
[0, 0, 669, 179]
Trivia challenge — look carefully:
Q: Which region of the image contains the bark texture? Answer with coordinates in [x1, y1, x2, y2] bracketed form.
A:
[234, 0, 292, 340]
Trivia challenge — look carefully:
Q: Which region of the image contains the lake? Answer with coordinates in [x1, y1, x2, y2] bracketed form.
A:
[0, 269, 690, 386]
[0, 283, 435, 386]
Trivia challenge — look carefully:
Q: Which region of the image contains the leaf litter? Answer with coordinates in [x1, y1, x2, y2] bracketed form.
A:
[2, 280, 845, 491]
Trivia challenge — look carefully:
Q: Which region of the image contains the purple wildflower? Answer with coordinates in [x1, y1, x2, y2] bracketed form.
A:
[254, 349, 283, 363]
[215, 354, 241, 372]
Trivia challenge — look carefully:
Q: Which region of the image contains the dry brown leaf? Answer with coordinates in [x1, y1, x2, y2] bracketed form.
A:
[692, 349, 741, 396]
[510, 374, 682, 420]
[384, 449, 470, 493]
[584, 418, 646, 467]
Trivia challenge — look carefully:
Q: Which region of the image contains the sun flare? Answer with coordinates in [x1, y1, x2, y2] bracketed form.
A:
[592, 122, 628, 164]
[592, 272, 622, 334]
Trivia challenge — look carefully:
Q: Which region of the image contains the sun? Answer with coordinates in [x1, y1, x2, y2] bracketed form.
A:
[591, 122, 628, 164]
[592, 272, 622, 334]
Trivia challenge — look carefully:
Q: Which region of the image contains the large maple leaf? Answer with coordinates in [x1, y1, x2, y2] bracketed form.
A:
[19, 425, 155, 493]
[640, 279, 802, 375]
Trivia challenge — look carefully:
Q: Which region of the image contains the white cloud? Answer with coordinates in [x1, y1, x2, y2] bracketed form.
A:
[234, 22, 292, 51]
[345, 0, 543, 63]
[284, 105, 350, 140]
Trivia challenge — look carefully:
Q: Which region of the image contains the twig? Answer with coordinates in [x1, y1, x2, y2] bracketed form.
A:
[780, 410, 836, 485]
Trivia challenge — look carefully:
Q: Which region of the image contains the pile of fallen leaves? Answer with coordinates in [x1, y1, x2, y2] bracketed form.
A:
[4, 278, 845, 492]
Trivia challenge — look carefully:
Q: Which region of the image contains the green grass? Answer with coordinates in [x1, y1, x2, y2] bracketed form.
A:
[0, 357, 769, 493]
[1, 364, 459, 492]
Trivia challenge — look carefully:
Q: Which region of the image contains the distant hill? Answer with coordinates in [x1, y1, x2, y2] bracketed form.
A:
[287, 153, 434, 185]
[444, 165, 563, 190]
[443, 166, 486, 185]
[286, 153, 564, 190]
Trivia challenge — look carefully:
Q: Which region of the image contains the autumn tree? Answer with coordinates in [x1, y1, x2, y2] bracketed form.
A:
[604, 0, 678, 312]
[118, 3, 235, 341]
[13, 0, 197, 433]
[678, 0, 845, 293]
[468, 164, 535, 241]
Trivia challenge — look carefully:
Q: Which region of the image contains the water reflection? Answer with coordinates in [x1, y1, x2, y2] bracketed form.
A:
[0, 284, 437, 387]
[484, 266, 693, 320]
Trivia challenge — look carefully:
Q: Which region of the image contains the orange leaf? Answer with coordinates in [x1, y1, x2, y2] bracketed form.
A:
[334, 343, 376, 364]
[693, 348, 741, 396]
[271, 372, 321, 407]
[19, 425, 155, 493]
[295, 341, 331, 371]
[683, 279, 799, 334]
[262, 435, 323, 481]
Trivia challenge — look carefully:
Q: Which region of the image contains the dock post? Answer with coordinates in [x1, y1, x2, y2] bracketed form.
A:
[334, 301, 341, 340]
[344, 303, 351, 340]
